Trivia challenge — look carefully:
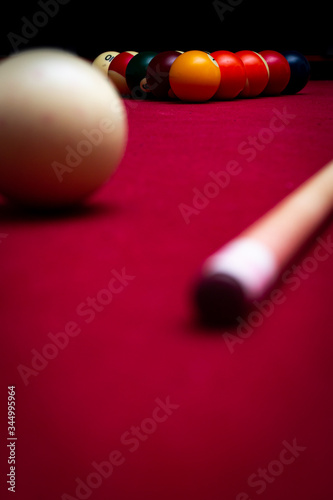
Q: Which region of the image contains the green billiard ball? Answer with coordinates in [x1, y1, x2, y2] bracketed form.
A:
[125, 51, 158, 99]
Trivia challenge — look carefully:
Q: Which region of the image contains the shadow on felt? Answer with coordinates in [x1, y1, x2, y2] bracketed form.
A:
[0, 194, 120, 224]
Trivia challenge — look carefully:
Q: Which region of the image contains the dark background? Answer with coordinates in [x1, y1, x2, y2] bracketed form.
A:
[0, 0, 332, 68]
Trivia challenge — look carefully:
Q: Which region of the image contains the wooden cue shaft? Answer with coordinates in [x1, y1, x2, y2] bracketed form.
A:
[241, 159, 333, 268]
[198, 160, 333, 321]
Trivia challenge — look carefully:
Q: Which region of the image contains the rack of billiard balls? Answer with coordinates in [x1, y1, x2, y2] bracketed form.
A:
[92, 49, 311, 103]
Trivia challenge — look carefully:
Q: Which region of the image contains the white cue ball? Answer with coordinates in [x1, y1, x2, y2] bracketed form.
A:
[0, 49, 127, 208]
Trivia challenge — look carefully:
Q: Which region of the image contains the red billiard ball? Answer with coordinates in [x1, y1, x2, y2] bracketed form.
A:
[146, 51, 181, 99]
[108, 51, 138, 95]
[236, 50, 269, 98]
[169, 50, 221, 102]
[210, 50, 246, 99]
[259, 50, 291, 95]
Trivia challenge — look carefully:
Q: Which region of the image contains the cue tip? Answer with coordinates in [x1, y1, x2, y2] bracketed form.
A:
[194, 272, 247, 327]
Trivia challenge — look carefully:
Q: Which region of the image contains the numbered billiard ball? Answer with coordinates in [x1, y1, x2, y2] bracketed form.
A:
[146, 51, 181, 99]
[282, 51, 311, 94]
[125, 51, 158, 99]
[0, 49, 128, 208]
[169, 50, 221, 102]
[92, 51, 119, 75]
[236, 50, 270, 98]
[108, 51, 138, 95]
[210, 50, 246, 99]
[260, 50, 291, 95]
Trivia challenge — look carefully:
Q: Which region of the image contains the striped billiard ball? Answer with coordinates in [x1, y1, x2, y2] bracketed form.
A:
[108, 51, 138, 95]
[236, 50, 270, 98]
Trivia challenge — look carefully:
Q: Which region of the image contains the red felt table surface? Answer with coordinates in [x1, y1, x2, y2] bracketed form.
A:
[1, 81, 333, 500]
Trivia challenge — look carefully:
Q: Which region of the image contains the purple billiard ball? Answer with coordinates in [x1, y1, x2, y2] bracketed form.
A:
[282, 51, 311, 94]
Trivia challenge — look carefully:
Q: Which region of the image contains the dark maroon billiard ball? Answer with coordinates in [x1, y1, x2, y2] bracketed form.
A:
[146, 51, 181, 99]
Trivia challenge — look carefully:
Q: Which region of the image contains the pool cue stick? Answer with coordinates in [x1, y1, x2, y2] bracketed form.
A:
[194, 159, 333, 325]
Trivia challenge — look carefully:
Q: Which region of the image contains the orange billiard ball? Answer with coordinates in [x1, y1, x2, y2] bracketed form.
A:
[169, 50, 221, 102]
[210, 50, 246, 100]
[236, 50, 270, 98]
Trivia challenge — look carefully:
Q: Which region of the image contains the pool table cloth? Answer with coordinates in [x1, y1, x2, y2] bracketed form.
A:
[1, 81, 333, 500]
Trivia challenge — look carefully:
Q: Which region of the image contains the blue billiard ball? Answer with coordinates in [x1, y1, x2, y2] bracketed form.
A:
[282, 50, 311, 94]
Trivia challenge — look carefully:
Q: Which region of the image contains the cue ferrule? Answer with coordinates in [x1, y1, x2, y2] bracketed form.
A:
[203, 237, 279, 300]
